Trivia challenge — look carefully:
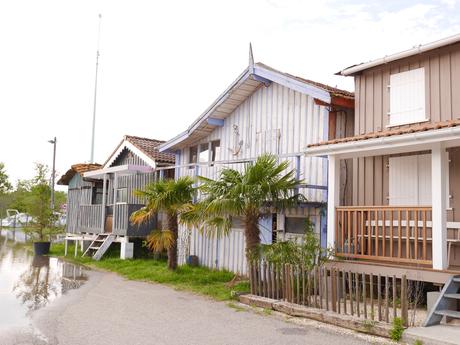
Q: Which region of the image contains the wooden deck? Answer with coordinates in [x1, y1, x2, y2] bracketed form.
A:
[327, 259, 460, 284]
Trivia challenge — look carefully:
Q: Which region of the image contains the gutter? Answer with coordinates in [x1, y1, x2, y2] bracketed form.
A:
[340, 33, 460, 76]
[305, 126, 460, 157]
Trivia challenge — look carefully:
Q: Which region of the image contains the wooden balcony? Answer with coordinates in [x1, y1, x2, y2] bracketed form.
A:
[78, 204, 156, 236]
[335, 206, 433, 266]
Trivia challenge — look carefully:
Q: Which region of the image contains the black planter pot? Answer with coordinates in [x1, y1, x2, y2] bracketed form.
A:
[33, 241, 51, 255]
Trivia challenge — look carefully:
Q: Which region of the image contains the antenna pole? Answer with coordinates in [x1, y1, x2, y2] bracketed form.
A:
[90, 14, 102, 163]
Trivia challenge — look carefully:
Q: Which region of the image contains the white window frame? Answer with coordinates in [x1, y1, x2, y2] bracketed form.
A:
[115, 187, 128, 204]
[387, 67, 428, 127]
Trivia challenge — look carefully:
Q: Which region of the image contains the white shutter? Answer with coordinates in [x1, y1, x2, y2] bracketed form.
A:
[389, 155, 419, 205]
[389, 153, 449, 206]
[389, 68, 426, 126]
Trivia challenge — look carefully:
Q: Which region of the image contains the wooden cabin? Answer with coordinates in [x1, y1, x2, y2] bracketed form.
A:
[58, 135, 175, 259]
[305, 33, 460, 326]
[159, 52, 354, 275]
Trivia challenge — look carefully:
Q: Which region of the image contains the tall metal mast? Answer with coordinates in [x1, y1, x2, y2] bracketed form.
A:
[90, 14, 102, 163]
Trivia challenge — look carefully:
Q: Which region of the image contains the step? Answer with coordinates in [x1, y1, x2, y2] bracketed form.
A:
[94, 239, 105, 242]
[444, 294, 460, 300]
[89, 246, 101, 250]
[434, 310, 460, 319]
[453, 277, 460, 283]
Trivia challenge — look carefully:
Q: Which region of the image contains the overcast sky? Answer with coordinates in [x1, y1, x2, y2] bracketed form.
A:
[1, 0, 459, 191]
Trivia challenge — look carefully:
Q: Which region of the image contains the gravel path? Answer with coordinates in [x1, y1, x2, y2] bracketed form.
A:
[4, 269, 392, 345]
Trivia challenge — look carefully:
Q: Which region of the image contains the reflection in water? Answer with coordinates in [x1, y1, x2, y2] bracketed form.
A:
[0, 230, 88, 329]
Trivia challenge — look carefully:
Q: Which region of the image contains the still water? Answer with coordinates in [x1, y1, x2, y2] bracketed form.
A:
[0, 229, 88, 332]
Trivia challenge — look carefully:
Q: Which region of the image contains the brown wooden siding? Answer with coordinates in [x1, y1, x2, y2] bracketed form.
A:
[354, 42, 460, 135]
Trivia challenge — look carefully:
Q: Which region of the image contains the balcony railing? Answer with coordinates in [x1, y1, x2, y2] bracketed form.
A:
[335, 206, 432, 266]
[79, 205, 104, 233]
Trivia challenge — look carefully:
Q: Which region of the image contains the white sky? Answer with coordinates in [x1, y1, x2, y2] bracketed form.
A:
[1, 0, 459, 191]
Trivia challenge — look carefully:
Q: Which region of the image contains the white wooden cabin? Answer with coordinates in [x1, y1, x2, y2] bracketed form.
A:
[159, 56, 354, 274]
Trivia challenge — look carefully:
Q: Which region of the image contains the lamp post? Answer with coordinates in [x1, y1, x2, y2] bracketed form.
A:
[48, 137, 57, 209]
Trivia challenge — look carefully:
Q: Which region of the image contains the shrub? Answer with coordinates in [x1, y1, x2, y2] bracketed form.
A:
[389, 317, 405, 341]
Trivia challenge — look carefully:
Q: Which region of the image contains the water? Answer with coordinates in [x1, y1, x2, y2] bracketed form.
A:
[0, 229, 88, 332]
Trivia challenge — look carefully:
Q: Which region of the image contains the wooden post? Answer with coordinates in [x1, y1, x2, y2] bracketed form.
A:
[319, 267, 323, 309]
[348, 271, 353, 316]
[101, 173, 107, 232]
[378, 274, 382, 321]
[336, 269, 341, 313]
[271, 263, 275, 299]
[325, 267, 329, 311]
[432, 143, 448, 270]
[64, 238, 68, 256]
[393, 275, 397, 320]
[302, 266, 306, 305]
[314, 267, 318, 308]
[327, 155, 340, 251]
[401, 275, 408, 327]
[355, 272, 360, 317]
[331, 268, 337, 312]
[370, 273, 374, 320]
[385, 275, 390, 322]
[362, 272, 367, 319]
[296, 265, 300, 304]
[290, 264, 295, 303]
[342, 269, 347, 314]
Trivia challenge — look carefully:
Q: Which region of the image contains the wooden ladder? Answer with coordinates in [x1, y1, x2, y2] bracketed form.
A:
[82, 234, 115, 261]
[424, 275, 460, 326]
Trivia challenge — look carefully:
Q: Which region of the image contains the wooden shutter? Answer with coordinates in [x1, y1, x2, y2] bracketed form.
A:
[389, 68, 426, 126]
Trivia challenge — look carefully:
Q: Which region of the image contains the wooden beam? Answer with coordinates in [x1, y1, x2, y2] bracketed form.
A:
[331, 96, 354, 109]
[206, 117, 225, 126]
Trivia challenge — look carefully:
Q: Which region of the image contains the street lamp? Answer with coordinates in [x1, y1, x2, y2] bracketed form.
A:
[48, 137, 57, 209]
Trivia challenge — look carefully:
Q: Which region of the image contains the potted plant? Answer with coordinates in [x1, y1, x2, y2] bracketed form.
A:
[24, 164, 63, 255]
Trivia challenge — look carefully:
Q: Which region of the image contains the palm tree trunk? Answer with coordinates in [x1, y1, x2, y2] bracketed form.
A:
[167, 212, 178, 270]
[244, 212, 260, 260]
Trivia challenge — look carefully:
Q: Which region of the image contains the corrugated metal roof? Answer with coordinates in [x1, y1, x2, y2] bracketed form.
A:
[160, 62, 354, 152]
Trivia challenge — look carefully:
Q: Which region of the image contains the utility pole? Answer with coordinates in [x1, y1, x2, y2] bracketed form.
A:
[48, 137, 57, 209]
[90, 13, 102, 163]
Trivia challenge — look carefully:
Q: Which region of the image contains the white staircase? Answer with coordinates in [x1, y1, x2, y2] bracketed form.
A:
[424, 276, 460, 326]
[82, 234, 115, 261]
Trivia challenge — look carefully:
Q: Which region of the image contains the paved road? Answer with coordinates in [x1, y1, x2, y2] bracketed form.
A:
[6, 270, 390, 345]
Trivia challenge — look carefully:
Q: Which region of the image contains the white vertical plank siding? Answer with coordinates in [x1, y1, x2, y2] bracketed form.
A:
[176, 82, 328, 274]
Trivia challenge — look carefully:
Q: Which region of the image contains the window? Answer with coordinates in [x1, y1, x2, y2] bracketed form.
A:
[115, 188, 128, 204]
[199, 144, 209, 163]
[285, 217, 308, 234]
[389, 153, 449, 206]
[389, 68, 426, 126]
[91, 181, 105, 205]
[188, 146, 197, 169]
[211, 140, 221, 162]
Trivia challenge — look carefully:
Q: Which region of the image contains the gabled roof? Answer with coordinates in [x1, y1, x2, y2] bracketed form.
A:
[339, 33, 460, 76]
[159, 62, 353, 152]
[104, 135, 175, 168]
[57, 163, 102, 186]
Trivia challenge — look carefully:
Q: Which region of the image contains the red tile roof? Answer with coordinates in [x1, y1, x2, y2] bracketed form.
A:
[308, 119, 460, 148]
[57, 163, 102, 185]
[124, 135, 175, 164]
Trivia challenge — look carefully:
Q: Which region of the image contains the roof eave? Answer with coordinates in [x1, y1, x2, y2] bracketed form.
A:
[339, 33, 460, 76]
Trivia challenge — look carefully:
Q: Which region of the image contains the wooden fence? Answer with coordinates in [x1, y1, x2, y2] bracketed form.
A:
[249, 261, 410, 326]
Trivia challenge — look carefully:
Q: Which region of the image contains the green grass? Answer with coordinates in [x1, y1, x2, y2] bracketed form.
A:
[49, 242, 250, 301]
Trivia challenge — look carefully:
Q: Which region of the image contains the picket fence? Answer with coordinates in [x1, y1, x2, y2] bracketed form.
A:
[248, 261, 410, 326]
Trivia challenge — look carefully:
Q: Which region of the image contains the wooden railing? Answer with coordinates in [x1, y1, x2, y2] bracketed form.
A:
[79, 205, 103, 233]
[335, 206, 432, 265]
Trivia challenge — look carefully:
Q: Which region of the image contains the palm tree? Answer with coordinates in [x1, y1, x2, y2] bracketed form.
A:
[186, 154, 303, 260]
[130, 176, 195, 270]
